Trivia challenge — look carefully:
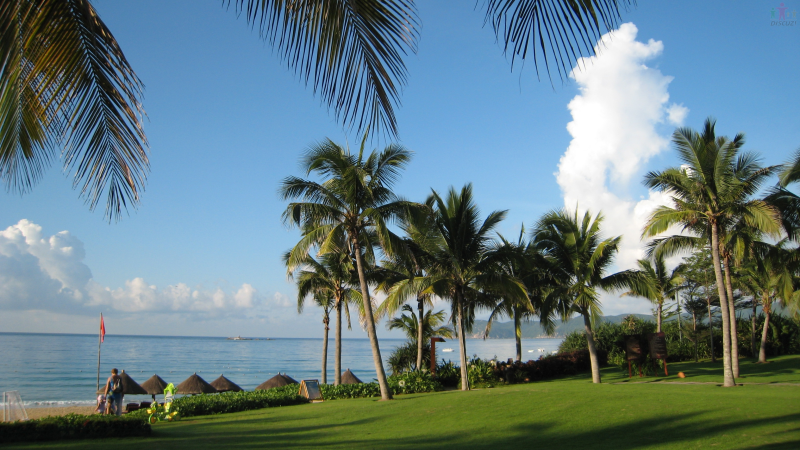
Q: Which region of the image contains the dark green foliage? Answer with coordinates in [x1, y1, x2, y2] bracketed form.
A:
[319, 372, 442, 400]
[127, 385, 306, 419]
[0, 413, 150, 444]
[389, 372, 442, 394]
[494, 349, 607, 383]
[320, 383, 383, 400]
[557, 313, 800, 370]
[434, 360, 461, 387]
[387, 341, 432, 375]
[432, 357, 501, 388]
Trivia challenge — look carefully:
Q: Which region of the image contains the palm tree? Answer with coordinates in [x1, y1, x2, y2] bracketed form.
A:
[3, 1, 633, 217]
[421, 184, 527, 390]
[534, 207, 637, 384]
[388, 305, 455, 350]
[376, 221, 438, 371]
[642, 118, 780, 387]
[740, 240, 798, 363]
[484, 225, 556, 362]
[287, 251, 358, 385]
[280, 137, 419, 400]
[624, 254, 684, 333]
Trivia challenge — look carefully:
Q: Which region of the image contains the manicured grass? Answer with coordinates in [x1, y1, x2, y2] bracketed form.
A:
[10, 356, 800, 450]
[604, 354, 800, 384]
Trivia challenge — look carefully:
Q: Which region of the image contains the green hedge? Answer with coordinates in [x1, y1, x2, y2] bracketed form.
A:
[319, 372, 442, 400]
[0, 413, 150, 444]
[128, 384, 306, 419]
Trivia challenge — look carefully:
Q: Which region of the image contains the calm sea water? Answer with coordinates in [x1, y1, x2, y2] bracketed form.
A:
[0, 333, 562, 407]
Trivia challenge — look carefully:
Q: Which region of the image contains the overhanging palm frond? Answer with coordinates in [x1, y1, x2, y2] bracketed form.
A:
[1, 0, 149, 220]
[229, 0, 419, 138]
[483, 0, 634, 83]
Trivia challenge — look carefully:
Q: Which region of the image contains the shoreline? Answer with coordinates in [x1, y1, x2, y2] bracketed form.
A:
[23, 405, 97, 420]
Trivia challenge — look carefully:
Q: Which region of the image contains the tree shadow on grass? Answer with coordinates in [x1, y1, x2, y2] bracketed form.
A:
[141, 409, 800, 450]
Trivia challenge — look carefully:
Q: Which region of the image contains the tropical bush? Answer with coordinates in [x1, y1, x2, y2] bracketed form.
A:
[127, 385, 305, 419]
[0, 413, 150, 443]
[320, 382, 383, 400]
[388, 371, 442, 394]
[557, 313, 800, 368]
[434, 360, 460, 387]
[387, 341, 432, 375]
[493, 349, 606, 383]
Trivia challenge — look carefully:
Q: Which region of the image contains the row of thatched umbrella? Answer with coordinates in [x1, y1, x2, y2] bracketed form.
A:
[97, 369, 363, 397]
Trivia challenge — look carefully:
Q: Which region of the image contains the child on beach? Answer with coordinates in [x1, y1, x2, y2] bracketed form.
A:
[95, 395, 106, 414]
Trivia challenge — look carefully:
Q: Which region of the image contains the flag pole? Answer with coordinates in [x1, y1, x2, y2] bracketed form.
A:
[97, 313, 103, 391]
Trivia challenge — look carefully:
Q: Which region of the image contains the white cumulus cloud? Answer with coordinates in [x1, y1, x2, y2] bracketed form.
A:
[557, 23, 687, 272]
[555, 23, 687, 315]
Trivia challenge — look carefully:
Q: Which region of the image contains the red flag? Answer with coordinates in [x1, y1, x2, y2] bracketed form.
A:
[100, 314, 106, 343]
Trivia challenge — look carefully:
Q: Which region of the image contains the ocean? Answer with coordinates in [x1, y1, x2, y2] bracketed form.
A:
[0, 332, 562, 408]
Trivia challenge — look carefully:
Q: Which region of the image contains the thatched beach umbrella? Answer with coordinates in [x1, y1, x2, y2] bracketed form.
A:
[210, 374, 242, 393]
[140, 374, 169, 401]
[341, 369, 362, 385]
[96, 370, 148, 395]
[256, 373, 298, 390]
[176, 373, 217, 395]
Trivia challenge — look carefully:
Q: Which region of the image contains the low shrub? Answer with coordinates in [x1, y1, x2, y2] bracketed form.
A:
[493, 349, 607, 383]
[319, 382, 382, 400]
[388, 371, 442, 394]
[127, 384, 306, 419]
[434, 360, 460, 387]
[0, 413, 150, 444]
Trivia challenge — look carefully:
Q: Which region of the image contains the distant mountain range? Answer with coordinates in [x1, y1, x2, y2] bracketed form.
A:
[469, 314, 654, 339]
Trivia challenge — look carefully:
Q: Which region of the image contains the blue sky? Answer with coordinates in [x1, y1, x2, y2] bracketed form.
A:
[1, 1, 798, 338]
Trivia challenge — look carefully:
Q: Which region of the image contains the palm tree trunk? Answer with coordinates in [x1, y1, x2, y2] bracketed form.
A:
[582, 312, 601, 384]
[758, 293, 771, 363]
[514, 308, 522, 362]
[657, 301, 663, 333]
[723, 257, 740, 377]
[710, 223, 735, 387]
[322, 314, 329, 385]
[335, 299, 342, 386]
[751, 295, 758, 359]
[692, 311, 698, 362]
[352, 240, 392, 400]
[707, 296, 716, 363]
[456, 290, 470, 391]
[416, 297, 424, 371]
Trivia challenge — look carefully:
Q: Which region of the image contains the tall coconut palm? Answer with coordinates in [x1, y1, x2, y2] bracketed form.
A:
[420, 184, 527, 390]
[483, 225, 557, 361]
[642, 118, 780, 387]
[376, 221, 437, 371]
[286, 251, 358, 385]
[280, 137, 419, 400]
[534, 207, 638, 384]
[624, 254, 684, 333]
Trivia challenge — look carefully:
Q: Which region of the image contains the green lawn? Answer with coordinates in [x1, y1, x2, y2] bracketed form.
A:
[10, 355, 800, 450]
[605, 354, 800, 384]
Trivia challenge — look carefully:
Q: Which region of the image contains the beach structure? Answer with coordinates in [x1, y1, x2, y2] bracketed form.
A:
[140, 374, 169, 401]
[176, 373, 217, 395]
[256, 373, 298, 390]
[96, 370, 147, 395]
[210, 374, 243, 392]
[340, 369, 362, 385]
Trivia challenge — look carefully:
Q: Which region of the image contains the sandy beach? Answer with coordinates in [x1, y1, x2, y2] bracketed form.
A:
[24, 406, 97, 420]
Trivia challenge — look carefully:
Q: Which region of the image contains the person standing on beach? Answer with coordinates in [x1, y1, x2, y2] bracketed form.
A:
[103, 368, 123, 416]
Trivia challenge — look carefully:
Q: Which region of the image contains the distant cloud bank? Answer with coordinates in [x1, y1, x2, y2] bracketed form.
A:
[0, 219, 290, 318]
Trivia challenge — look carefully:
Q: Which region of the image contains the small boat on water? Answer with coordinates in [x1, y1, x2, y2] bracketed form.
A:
[442, 348, 454, 352]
